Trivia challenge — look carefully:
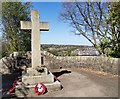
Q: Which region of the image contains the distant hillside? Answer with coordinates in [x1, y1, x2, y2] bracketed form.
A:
[41, 44, 100, 56]
[41, 44, 94, 49]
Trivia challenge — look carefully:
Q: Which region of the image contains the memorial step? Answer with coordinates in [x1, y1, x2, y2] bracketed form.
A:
[15, 80, 62, 97]
[22, 73, 54, 85]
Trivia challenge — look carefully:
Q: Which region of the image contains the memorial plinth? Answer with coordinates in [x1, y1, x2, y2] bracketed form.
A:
[15, 10, 61, 97]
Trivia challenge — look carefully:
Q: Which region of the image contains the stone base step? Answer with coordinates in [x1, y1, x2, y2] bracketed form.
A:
[22, 71, 54, 85]
[15, 81, 62, 97]
[26, 80, 62, 91]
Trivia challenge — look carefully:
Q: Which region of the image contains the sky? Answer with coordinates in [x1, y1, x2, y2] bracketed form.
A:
[0, 2, 92, 46]
[32, 2, 92, 46]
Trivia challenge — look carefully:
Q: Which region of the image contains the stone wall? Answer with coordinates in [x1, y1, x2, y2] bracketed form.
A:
[43, 51, 118, 75]
[0, 51, 119, 75]
[0, 52, 31, 74]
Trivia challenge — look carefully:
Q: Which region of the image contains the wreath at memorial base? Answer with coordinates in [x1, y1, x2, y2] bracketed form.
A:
[7, 79, 17, 94]
[34, 83, 46, 95]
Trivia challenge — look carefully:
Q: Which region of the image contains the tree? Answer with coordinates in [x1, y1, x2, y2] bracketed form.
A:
[0, 37, 2, 58]
[107, 2, 120, 57]
[60, 2, 115, 56]
[2, 2, 32, 56]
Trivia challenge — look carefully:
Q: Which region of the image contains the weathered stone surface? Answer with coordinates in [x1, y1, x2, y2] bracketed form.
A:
[26, 68, 40, 76]
[43, 51, 118, 75]
[0, 58, 10, 74]
[45, 80, 62, 91]
[0, 51, 118, 75]
[26, 66, 48, 76]
[20, 10, 49, 68]
[26, 80, 62, 91]
[18, 10, 62, 97]
[15, 80, 62, 97]
[22, 72, 54, 85]
[0, 52, 31, 74]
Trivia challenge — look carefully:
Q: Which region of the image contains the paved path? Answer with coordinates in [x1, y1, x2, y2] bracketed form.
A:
[42, 68, 118, 97]
[1, 68, 118, 97]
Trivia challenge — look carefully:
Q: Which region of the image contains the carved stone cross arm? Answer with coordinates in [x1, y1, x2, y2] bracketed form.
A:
[20, 21, 49, 31]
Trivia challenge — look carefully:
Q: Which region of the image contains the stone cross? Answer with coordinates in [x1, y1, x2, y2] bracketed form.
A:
[20, 10, 49, 68]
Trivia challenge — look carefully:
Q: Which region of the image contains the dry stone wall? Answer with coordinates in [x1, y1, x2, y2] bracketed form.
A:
[43, 51, 118, 75]
[0, 52, 31, 74]
[0, 51, 119, 75]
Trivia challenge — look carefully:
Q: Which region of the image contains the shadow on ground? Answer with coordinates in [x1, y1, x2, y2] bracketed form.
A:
[2, 70, 22, 89]
[52, 70, 71, 78]
[1, 70, 24, 98]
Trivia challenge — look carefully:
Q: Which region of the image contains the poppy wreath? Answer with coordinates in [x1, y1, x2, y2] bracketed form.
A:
[34, 83, 46, 95]
[7, 80, 17, 94]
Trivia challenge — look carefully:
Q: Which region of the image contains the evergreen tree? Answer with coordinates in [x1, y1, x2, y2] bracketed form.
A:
[2, 2, 32, 56]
